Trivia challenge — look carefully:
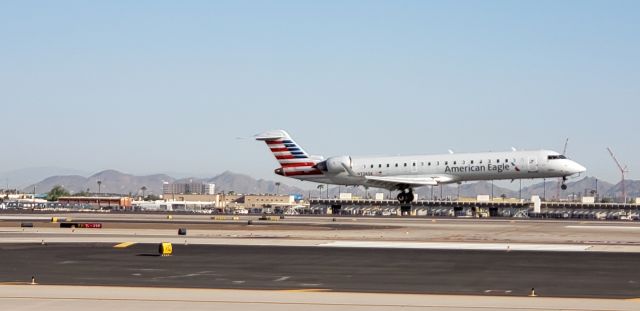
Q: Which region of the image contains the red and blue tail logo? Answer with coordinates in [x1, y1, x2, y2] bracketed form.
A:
[256, 130, 323, 177]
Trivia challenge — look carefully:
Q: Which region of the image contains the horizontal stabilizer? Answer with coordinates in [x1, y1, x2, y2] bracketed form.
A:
[255, 130, 291, 141]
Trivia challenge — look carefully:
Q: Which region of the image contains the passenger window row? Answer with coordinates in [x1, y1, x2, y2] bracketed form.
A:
[363, 158, 517, 169]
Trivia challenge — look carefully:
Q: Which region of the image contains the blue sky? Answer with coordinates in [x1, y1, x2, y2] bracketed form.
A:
[0, 0, 638, 186]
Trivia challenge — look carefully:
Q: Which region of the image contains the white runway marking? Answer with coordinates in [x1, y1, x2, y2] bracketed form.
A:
[274, 276, 290, 282]
[319, 241, 591, 252]
[152, 271, 217, 280]
[484, 289, 513, 294]
[566, 225, 640, 230]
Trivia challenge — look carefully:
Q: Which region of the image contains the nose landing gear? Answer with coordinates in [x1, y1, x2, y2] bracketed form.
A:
[561, 176, 568, 190]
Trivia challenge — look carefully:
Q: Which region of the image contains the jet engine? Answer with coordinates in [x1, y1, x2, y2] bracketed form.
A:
[314, 156, 352, 174]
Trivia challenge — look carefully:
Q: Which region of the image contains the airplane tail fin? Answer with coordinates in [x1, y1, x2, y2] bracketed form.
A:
[255, 130, 323, 176]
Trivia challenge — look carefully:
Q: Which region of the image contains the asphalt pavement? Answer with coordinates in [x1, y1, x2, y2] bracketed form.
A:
[1, 243, 639, 298]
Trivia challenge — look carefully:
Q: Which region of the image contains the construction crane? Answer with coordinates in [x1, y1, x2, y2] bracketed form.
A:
[606, 147, 629, 203]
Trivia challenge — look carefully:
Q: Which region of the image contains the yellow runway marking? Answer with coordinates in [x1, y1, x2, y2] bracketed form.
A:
[113, 242, 136, 248]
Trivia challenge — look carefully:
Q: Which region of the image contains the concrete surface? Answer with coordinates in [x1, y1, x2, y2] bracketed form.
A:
[1, 285, 639, 311]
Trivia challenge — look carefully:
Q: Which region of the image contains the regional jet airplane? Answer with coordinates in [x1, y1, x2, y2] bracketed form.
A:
[256, 130, 586, 204]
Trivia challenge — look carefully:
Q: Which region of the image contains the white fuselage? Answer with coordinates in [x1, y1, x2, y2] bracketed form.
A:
[297, 150, 585, 189]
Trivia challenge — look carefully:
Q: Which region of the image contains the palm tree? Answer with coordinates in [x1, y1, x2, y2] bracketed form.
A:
[141, 186, 147, 200]
[275, 182, 281, 195]
[317, 184, 324, 199]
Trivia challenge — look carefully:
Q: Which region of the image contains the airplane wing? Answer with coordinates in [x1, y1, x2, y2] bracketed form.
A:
[363, 175, 456, 190]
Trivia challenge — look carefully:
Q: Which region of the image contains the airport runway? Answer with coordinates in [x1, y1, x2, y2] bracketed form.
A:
[4, 213, 640, 246]
[1, 243, 639, 298]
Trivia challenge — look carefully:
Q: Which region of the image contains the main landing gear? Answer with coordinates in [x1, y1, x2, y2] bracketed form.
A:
[397, 187, 414, 204]
[561, 176, 568, 190]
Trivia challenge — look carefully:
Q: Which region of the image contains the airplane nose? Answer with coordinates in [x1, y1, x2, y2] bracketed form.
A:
[571, 162, 587, 174]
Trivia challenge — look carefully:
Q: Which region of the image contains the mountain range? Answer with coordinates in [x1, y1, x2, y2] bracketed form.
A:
[20, 169, 638, 200]
[0, 167, 90, 189]
[22, 170, 305, 197]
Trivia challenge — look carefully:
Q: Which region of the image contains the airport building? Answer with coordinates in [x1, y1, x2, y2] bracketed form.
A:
[241, 194, 297, 213]
[163, 194, 222, 203]
[243, 194, 295, 208]
[162, 182, 215, 195]
[57, 196, 133, 209]
[308, 195, 640, 220]
[133, 193, 299, 214]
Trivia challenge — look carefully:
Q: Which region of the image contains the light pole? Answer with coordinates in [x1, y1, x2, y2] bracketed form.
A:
[519, 179, 522, 200]
[491, 181, 494, 200]
[97, 180, 102, 208]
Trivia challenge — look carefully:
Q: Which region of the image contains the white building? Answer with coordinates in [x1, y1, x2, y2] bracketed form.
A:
[133, 200, 215, 212]
[163, 182, 215, 195]
[205, 183, 215, 195]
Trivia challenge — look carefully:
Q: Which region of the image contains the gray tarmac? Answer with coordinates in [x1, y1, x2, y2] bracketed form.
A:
[1, 243, 640, 298]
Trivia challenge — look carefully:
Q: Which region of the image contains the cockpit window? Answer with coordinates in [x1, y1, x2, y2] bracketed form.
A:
[548, 155, 567, 160]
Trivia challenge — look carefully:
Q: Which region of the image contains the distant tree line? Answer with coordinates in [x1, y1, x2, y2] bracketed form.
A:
[47, 185, 70, 201]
